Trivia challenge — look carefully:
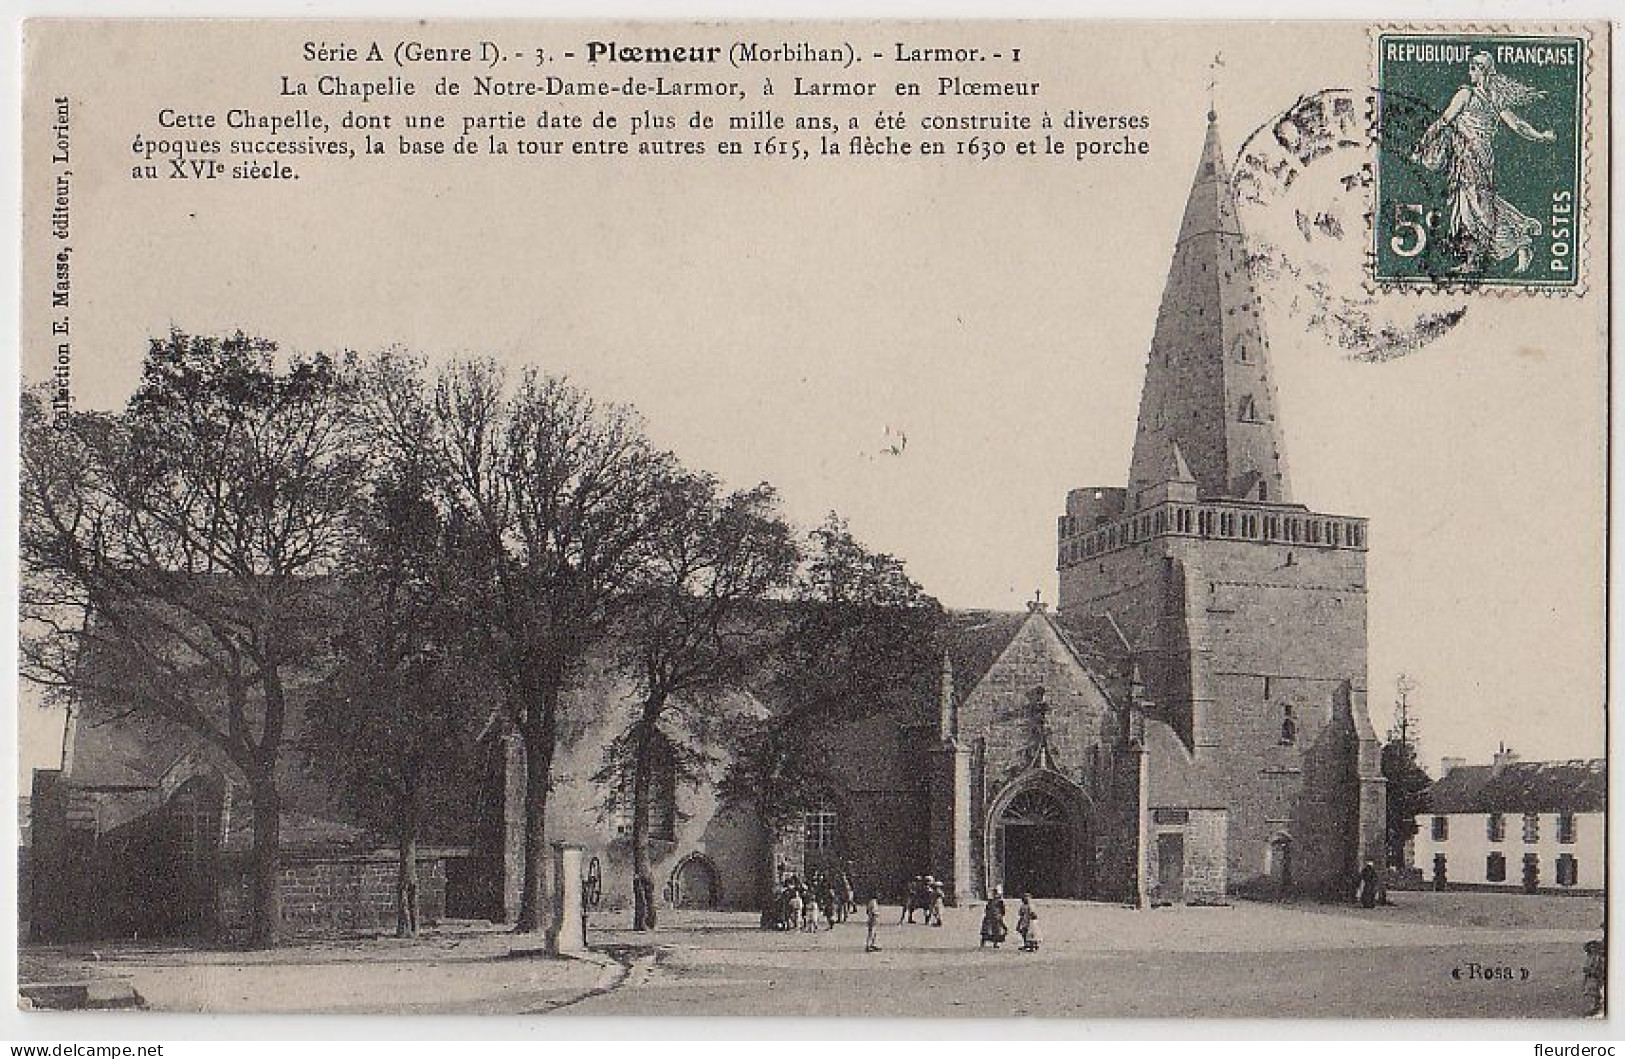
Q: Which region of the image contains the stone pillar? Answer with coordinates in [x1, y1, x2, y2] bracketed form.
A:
[928, 743, 973, 904]
[1348, 682, 1389, 870]
[499, 733, 526, 922]
[546, 842, 586, 955]
[1135, 745, 1152, 910]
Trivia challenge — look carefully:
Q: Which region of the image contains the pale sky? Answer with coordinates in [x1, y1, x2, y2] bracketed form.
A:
[17, 21, 1607, 781]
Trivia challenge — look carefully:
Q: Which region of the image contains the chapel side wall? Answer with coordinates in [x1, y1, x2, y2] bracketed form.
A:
[817, 711, 931, 902]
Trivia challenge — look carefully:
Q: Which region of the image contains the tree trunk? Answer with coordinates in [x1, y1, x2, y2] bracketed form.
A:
[247, 774, 281, 949]
[396, 791, 420, 938]
[631, 705, 662, 931]
[514, 716, 554, 933]
[758, 794, 783, 913]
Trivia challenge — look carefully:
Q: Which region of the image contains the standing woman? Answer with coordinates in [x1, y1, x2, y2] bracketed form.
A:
[980, 885, 1008, 949]
[1410, 50, 1556, 274]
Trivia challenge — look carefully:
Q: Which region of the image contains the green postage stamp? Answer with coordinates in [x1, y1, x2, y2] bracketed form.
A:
[1374, 32, 1586, 290]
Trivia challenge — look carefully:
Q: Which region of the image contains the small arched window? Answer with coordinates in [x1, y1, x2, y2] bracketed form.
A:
[1279, 704, 1297, 746]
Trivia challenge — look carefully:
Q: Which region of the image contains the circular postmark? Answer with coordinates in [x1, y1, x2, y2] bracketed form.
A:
[1232, 87, 1469, 363]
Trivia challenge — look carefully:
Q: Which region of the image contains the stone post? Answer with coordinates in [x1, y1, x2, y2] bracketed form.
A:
[929, 742, 973, 904]
[1135, 744, 1152, 910]
[545, 842, 586, 955]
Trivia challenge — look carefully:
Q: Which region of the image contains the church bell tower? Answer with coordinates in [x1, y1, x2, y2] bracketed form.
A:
[1055, 109, 1385, 901]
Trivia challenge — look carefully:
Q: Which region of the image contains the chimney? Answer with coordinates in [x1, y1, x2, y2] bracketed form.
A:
[1439, 757, 1466, 777]
[1492, 743, 1519, 773]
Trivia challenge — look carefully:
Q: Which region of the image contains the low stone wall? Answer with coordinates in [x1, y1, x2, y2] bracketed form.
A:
[217, 850, 460, 937]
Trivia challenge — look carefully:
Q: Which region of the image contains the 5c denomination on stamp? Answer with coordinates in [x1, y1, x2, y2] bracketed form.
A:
[1374, 32, 1585, 291]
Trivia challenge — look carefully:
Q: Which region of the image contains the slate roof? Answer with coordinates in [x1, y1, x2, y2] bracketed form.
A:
[1427, 759, 1605, 815]
[938, 607, 1130, 708]
[940, 610, 1029, 700]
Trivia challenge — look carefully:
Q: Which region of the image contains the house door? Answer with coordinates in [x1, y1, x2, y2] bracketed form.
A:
[1155, 833, 1185, 904]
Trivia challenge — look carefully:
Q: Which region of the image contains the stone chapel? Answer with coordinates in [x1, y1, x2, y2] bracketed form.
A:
[28, 111, 1388, 941]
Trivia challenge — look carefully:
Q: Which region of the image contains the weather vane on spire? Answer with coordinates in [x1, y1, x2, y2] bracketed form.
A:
[1207, 52, 1226, 120]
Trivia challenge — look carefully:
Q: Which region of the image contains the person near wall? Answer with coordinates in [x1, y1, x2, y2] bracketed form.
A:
[864, 897, 881, 953]
[980, 886, 1008, 948]
[786, 883, 803, 932]
[1017, 895, 1041, 952]
[900, 875, 924, 924]
[1356, 861, 1379, 909]
[1582, 939, 1606, 1016]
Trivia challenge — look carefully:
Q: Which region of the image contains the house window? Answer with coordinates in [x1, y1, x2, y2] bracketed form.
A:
[1431, 815, 1449, 841]
[1558, 813, 1576, 843]
[1486, 814, 1505, 843]
[804, 805, 839, 852]
[1238, 395, 1258, 422]
[1556, 853, 1578, 887]
[1485, 852, 1506, 882]
[1522, 813, 1540, 844]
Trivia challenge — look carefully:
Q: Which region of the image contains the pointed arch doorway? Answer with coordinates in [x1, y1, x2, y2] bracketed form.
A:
[986, 773, 1093, 899]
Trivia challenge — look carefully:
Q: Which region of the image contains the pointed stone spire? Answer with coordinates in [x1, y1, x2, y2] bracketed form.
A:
[1126, 109, 1294, 509]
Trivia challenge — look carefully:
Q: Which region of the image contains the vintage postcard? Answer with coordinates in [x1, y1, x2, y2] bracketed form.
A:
[13, 18, 1610, 1023]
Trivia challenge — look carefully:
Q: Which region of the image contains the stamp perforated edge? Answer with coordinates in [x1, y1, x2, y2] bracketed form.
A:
[1363, 22, 1596, 299]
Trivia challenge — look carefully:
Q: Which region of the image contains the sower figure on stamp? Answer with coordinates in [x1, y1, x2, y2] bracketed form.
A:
[1411, 51, 1556, 274]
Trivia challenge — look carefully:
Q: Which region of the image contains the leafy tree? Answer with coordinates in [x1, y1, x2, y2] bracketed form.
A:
[595, 476, 799, 930]
[720, 513, 944, 901]
[20, 332, 366, 947]
[425, 361, 677, 932]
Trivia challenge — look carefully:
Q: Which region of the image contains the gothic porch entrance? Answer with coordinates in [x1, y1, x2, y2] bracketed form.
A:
[986, 775, 1092, 899]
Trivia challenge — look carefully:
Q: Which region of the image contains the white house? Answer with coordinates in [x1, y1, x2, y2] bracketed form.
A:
[1414, 748, 1604, 893]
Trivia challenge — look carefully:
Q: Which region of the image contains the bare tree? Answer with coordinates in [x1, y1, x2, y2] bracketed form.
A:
[20, 332, 366, 947]
[302, 357, 484, 936]
[596, 476, 799, 930]
[426, 361, 677, 932]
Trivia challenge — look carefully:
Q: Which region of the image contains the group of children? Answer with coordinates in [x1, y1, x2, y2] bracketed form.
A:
[768, 869, 857, 933]
[769, 870, 1043, 954]
[899, 875, 947, 926]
